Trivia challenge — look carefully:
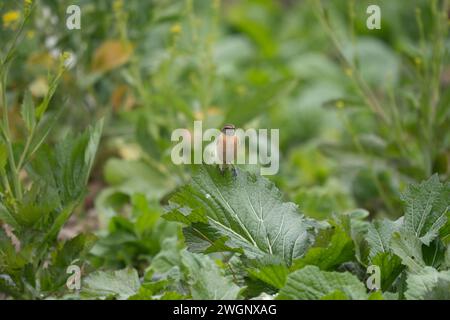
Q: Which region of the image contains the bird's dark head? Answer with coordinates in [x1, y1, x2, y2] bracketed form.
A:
[221, 124, 236, 136]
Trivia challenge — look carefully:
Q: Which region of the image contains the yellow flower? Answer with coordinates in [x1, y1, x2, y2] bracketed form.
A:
[26, 30, 35, 38]
[344, 67, 353, 77]
[2, 10, 20, 28]
[336, 100, 345, 109]
[414, 57, 422, 66]
[113, 0, 123, 12]
[170, 23, 182, 34]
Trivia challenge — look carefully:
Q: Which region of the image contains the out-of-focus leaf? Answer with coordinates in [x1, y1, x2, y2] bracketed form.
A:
[0, 143, 7, 171]
[81, 268, 140, 300]
[20, 91, 35, 131]
[91, 40, 133, 73]
[0, 204, 19, 230]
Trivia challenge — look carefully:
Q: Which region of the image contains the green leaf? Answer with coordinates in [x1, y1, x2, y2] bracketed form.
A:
[401, 175, 450, 245]
[391, 231, 425, 273]
[320, 290, 349, 300]
[366, 219, 400, 258]
[370, 252, 404, 291]
[35, 71, 62, 120]
[52, 233, 97, 267]
[0, 203, 19, 229]
[28, 109, 63, 158]
[30, 119, 103, 206]
[148, 237, 182, 276]
[181, 250, 242, 300]
[246, 256, 289, 289]
[164, 166, 316, 265]
[439, 210, 450, 244]
[291, 222, 354, 271]
[278, 265, 369, 300]
[20, 91, 35, 131]
[405, 267, 450, 300]
[81, 268, 140, 300]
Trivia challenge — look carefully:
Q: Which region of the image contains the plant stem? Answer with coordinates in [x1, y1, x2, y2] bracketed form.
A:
[17, 126, 35, 171]
[0, 70, 21, 200]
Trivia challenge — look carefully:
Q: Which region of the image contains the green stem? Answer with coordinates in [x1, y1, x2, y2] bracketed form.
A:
[16, 126, 35, 171]
[338, 112, 396, 216]
[0, 70, 21, 200]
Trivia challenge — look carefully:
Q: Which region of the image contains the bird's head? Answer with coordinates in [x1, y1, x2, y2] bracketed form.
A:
[221, 124, 236, 136]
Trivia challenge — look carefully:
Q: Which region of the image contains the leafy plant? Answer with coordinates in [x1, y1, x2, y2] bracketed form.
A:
[0, 3, 103, 299]
[152, 166, 448, 300]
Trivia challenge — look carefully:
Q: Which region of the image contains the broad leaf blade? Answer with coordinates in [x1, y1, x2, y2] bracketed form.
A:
[278, 265, 368, 300]
[401, 175, 450, 245]
[181, 250, 241, 300]
[367, 218, 400, 258]
[405, 267, 450, 300]
[81, 268, 140, 300]
[391, 231, 425, 273]
[164, 166, 316, 265]
[291, 222, 354, 271]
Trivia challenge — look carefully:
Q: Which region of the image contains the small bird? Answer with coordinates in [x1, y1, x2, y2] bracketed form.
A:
[217, 124, 238, 176]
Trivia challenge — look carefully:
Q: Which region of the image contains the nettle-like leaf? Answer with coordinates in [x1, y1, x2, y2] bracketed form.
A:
[370, 252, 404, 291]
[81, 268, 140, 300]
[164, 166, 318, 266]
[401, 175, 450, 246]
[366, 218, 401, 258]
[146, 239, 242, 300]
[290, 221, 354, 271]
[405, 267, 450, 300]
[181, 250, 242, 300]
[278, 265, 369, 300]
[391, 231, 425, 273]
[29, 119, 104, 207]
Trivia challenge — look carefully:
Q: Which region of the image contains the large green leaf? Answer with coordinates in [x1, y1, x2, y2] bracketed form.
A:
[391, 231, 425, 273]
[81, 268, 140, 300]
[278, 265, 368, 300]
[291, 222, 354, 271]
[366, 218, 400, 258]
[370, 252, 404, 291]
[181, 250, 242, 300]
[164, 166, 317, 265]
[246, 256, 289, 290]
[401, 175, 450, 245]
[405, 267, 450, 300]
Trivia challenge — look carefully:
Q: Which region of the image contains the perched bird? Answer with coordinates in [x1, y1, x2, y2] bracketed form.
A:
[217, 124, 238, 175]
